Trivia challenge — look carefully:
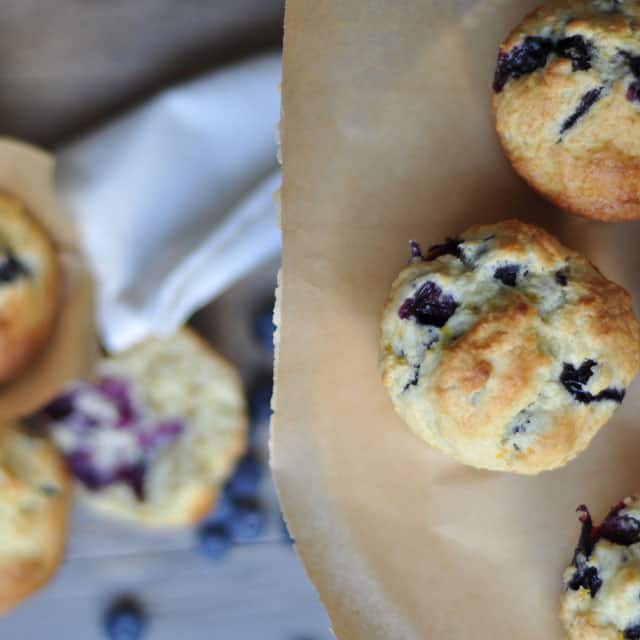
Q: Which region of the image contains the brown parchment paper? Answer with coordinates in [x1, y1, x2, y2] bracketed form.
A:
[0, 138, 96, 419]
[272, 2, 640, 639]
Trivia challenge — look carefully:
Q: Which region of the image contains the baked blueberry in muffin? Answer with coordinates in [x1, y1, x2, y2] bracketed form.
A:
[493, 0, 640, 221]
[0, 192, 60, 383]
[380, 220, 640, 473]
[44, 328, 247, 528]
[561, 495, 640, 638]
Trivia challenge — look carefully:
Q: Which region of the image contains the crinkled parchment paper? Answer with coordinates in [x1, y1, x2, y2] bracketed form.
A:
[272, 1, 640, 638]
[0, 138, 96, 419]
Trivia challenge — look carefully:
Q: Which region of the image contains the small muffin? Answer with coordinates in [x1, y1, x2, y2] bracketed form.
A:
[493, 0, 640, 221]
[44, 328, 247, 528]
[561, 496, 640, 639]
[0, 192, 61, 383]
[380, 220, 640, 473]
[0, 422, 72, 614]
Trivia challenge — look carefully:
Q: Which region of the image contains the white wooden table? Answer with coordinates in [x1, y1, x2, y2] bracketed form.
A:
[0, 257, 333, 639]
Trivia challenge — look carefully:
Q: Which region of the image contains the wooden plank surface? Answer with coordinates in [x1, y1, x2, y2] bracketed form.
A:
[0, 3, 333, 637]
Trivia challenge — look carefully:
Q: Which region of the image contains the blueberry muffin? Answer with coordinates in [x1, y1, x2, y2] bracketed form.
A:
[493, 0, 640, 221]
[0, 192, 61, 383]
[44, 328, 247, 528]
[380, 220, 640, 474]
[561, 496, 640, 639]
[0, 422, 72, 613]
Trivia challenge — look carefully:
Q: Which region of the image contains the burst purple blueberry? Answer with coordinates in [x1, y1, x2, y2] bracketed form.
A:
[424, 237, 464, 262]
[43, 378, 184, 500]
[493, 36, 554, 92]
[560, 360, 625, 404]
[398, 281, 458, 328]
[567, 502, 640, 599]
[493, 264, 519, 287]
[555, 35, 593, 71]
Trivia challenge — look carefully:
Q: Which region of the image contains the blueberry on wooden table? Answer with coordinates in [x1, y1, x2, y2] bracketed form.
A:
[229, 496, 266, 543]
[103, 597, 146, 640]
[197, 521, 232, 560]
[226, 450, 262, 499]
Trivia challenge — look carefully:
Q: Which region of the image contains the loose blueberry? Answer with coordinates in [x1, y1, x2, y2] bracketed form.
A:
[559, 86, 604, 136]
[555, 35, 593, 72]
[555, 269, 568, 286]
[226, 451, 262, 499]
[493, 264, 519, 287]
[625, 625, 640, 640]
[560, 360, 625, 404]
[398, 281, 458, 328]
[209, 489, 235, 524]
[627, 81, 640, 103]
[253, 296, 276, 354]
[0, 251, 29, 284]
[103, 596, 146, 640]
[493, 36, 554, 93]
[197, 521, 232, 560]
[228, 497, 266, 543]
[424, 237, 464, 262]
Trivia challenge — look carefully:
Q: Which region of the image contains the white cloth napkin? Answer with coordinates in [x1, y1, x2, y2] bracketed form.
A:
[55, 53, 282, 353]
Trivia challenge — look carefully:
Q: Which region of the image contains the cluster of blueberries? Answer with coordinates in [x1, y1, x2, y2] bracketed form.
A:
[104, 296, 296, 640]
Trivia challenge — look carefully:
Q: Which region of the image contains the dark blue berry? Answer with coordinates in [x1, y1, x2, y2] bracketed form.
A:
[409, 240, 423, 261]
[0, 251, 29, 284]
[600, 503, 640, 546]
[226, 451, 262, 499]
[559, 86, 604, 135]
[493, 264, 519, 287]
[555, 269, 568, 286]
[229, 497, 266, 543]
[398, 281, 458, 328]
[625, 625, 640, 639]
[43, 393, 75, 421]
[424, 238, 464, 262]
[103, 597, 146, 640]
[568, 506, 602, 597]
[628, 81, 640, 103]
[555, 35, 593, 71]
[197, 521, 232, 560]
[493, 36, 554, 93]
[253, 297, 276, 354]
[560, 360, 625, 404]
[209, 490, 234, 524]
